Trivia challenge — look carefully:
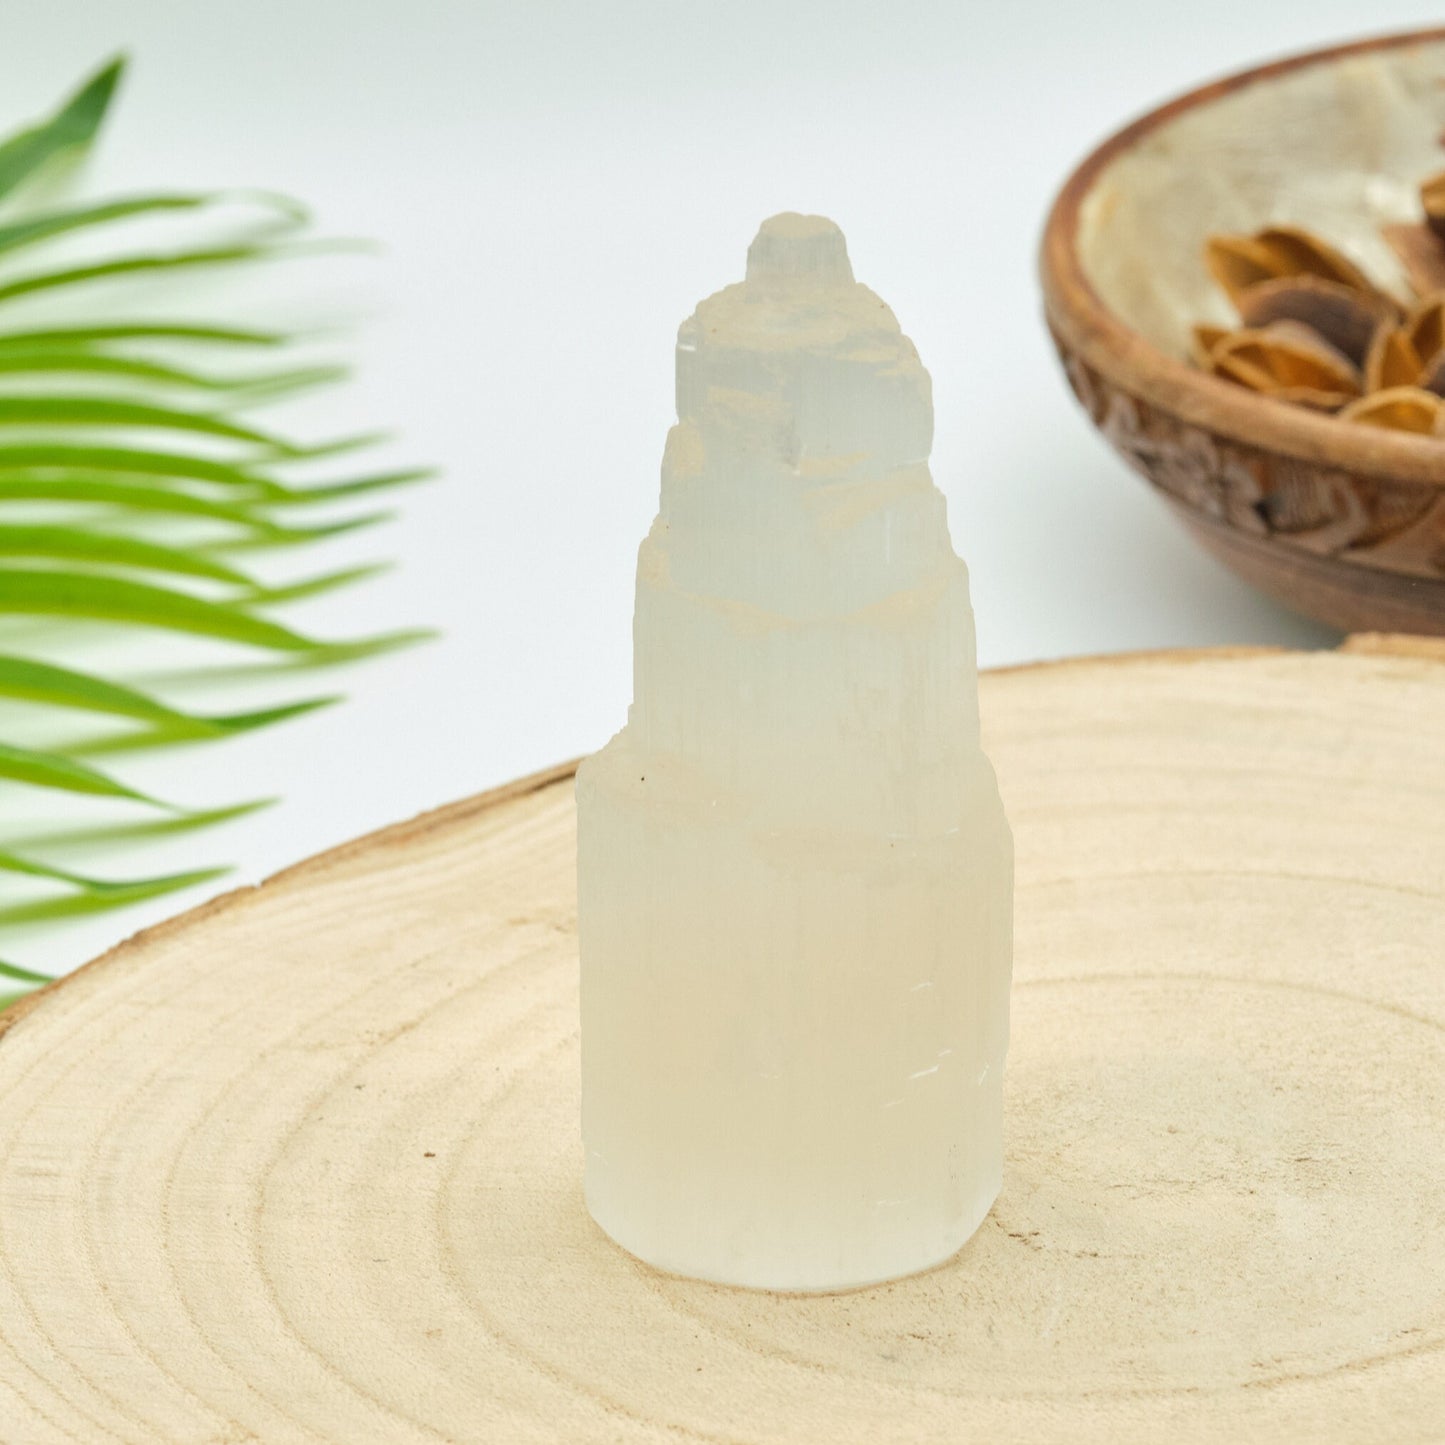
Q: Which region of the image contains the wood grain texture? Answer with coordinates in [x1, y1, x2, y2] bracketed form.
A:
[1039, 27, 1445, 637]
[1, 648, 1443, 1443]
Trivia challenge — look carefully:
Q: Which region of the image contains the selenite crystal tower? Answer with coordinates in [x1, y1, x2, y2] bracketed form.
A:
[576, 214, 1012, 1292]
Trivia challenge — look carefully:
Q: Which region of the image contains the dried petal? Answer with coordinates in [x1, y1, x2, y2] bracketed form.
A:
[1338, 386, 1444, 434]
[1259, 320, 1362, 382]
[1253, 225, 1378, 293]
[1419, 346, 1445, 398]
[1405, 293, 1445, 369]
[1364, 322, 1424, 392]
[1380, 221, 1445, 297]
[1212, 328, 1358, 391]
[1190, 323, 1230, 367]
[1236, 274, 1395, 365]
[1210, 327, 1359, 410]
[1203, 234, 1291, 306]
[1421, 169, 1445, 242]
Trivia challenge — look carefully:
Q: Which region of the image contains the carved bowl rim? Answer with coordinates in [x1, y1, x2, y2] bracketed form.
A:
[1039, 26, 1445, 493]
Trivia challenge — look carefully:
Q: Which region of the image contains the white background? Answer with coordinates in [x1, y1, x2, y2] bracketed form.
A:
[1, 1, 1438, 976]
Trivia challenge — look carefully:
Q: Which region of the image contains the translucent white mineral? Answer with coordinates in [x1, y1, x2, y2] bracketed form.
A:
[576, 214, 1013, 1292]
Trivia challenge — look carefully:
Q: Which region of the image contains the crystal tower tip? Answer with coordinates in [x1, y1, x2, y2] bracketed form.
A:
[745, 213, 854, 286]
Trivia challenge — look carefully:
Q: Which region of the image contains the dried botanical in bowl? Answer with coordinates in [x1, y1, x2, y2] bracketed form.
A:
[1040, 27, 1445, 637]
[1193, 172, 1445, 435]
[1422, 169, 1445, 241]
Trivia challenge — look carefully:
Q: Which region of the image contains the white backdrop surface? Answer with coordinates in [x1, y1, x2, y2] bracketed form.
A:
[1, 1, 1436, 974]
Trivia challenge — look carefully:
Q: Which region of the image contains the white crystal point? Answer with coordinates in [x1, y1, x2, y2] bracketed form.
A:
[577, 215, 1013, 1292]
[744, 212, 854, 286]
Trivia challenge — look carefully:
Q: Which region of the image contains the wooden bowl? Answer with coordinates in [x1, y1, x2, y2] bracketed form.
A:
[1041, 28, 1445, 636]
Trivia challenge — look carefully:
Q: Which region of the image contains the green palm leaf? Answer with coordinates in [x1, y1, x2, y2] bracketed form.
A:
[5, 800, 271, 852]
[0, 958, 51, 986]
[0, 952, 52, 1010]
[0, 524, 251, 581]
[132, 626, 434, 686]
[254, 469, 435, 505]
[0, 475, 388, 541]
[0, 654, 335, 734]
[0, 56, 123, 202]
[0, 739, 163, 804]
[0, 441, 296, 490]
[0, 194, 201, 253]
[239, 562, 390, 606]
[0, 322, 290, 349]
[0, 851, 228, 925]
[0, 475, 280, 528]
[0, 446, 429, 504]
[209, 513, 395, 547]
[0, 242, 316, 306]
[0, 569, 321, 649]
[0, 395, 291, 448]
[71, 701, 333, 755]
[0, 350, 345, 398]
[0, 191, 304, 258]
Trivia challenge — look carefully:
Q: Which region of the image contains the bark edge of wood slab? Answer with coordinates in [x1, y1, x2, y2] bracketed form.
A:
[1, 639, 1442, 1444]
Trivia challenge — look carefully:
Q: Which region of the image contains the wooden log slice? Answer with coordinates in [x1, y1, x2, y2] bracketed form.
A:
[0, 642, 1443, 1443]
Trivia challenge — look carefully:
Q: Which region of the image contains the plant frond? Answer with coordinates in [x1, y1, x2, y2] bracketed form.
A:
[4, 800, 272, 852]
[0, 957, 52, 986]
[252, 468, 436, 505]
[0, 56, 431, 984]
[0, 394, 295, 448]
[0, 322, 290, 349]
[0, 194, 203, 255]
[0, 525, 252, 581]
[0, 655, 337, 737]
[0, 568, 322, 649]
[0, 474, 280, 527]
[0, 239, 336, 307]
[0, 738, 162, 804]
[238, 563, 390, 606]
[0, 441, 290, 489]
[69, 700, 338, 755]
[0, 189, 306, 258]
[0, 349, 346, 399]
[0, 852, 228, 925]
[0, 56, 125, 203]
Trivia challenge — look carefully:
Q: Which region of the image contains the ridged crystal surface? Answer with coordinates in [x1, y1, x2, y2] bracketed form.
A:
[576, 214, 1013, 1291]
